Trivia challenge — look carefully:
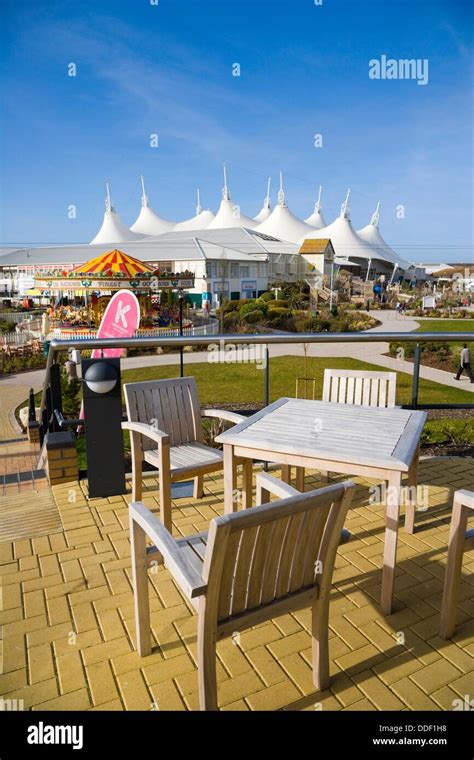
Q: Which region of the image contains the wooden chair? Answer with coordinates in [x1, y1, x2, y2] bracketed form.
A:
[129, 477, 355, 709]
[288, 368, 398, 498]
[122, 377, 253, 531]
[322, 368, 397, 408]
[440, 489, 474, 639]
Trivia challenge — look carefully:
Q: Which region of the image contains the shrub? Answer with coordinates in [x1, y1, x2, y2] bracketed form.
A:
[267, 299, 289, 309]
[267, 307, 291, 320]
[294, 317, 322, 333]
[243, 309, 265, 324]
[239, 301, 259, 318]
[254, 298, 268, 315]
[259, 291, 275, 302]
[223, 311, 240, 329]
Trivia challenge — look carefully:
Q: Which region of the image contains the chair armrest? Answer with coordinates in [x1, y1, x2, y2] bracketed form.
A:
[130, 501, 207, 599]
[122, 421, 169, 445]
[201, 408, 246, 425]
[256, 472, 300, 504]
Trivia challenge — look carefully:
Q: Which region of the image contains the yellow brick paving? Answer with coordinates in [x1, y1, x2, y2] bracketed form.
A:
[0, 457, 473, 711]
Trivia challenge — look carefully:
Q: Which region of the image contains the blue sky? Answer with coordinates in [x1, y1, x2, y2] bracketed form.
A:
[1, 0, 472, 262]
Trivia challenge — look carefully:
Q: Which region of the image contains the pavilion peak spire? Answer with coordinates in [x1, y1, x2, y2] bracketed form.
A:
[222, 162, 231, 201]
[105, 180, 114, 213]
[264, 177, 271, 209]
[196, 188, 203, 215]
[340, 188, 351, 219]
[140, 175, 150, 208]
[277, 171, 287, 207]
[314, 185, 323, 213]
[370, 201, 381, 227]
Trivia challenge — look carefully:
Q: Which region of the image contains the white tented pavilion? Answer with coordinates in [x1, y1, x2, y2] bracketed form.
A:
[304, 186, 327, 229]
[90, 181, 145, 245]
[129, 176, 175, 236]
[255, 173, 314, 244]
[299, 190, 405, 277]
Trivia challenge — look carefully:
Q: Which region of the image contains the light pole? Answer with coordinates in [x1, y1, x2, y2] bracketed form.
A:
[329, 261, 335, 310]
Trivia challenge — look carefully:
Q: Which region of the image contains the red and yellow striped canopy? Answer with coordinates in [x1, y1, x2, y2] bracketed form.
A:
[71, 250, 154, 277]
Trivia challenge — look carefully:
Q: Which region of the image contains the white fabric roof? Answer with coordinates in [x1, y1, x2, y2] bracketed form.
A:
[304, 187, 327, 229]
[299, 191, 388, 265]
[129, 176, 175, 236]
[255, 174, 313, 244]
[130, 205, 175, 236]
[356, 204, 411, 271]
[207, 164, 257, 229]
[304, 208, 327, 229]
[207, 197, 257, 229]
[253, 178, 272, 223]
[90, 210, 144, 245]
[174, 209, 215, 231]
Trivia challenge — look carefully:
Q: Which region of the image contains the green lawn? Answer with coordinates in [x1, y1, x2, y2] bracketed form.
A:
[121, 355, 474, 408]
[415, 319, 474, 334]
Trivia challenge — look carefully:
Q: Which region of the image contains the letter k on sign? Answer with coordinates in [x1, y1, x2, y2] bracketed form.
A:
[114, 300, 131, 328]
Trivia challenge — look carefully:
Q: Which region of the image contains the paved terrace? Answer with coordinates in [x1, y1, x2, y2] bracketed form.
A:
[0, 460, 473, 711]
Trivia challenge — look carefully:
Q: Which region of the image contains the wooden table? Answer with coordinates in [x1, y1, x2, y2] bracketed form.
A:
[215, 398, 427, 615]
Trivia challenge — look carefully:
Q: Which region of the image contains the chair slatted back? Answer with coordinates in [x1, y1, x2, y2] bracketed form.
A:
[124, 377, 203, 450]
[322, 369, 396, 408]
[202, 482, 354, 623]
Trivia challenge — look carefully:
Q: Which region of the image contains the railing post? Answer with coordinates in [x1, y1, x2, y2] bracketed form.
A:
[411, 343, 421, 409]
[179, 292, 184, 378]
[28, 388, 36, 423]
[49, 363, 63, 432]
[264, 346, 270, 407]
[263, 346, 270, 472]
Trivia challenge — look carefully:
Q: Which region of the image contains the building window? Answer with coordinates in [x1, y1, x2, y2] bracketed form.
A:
[230, 263, 239, 277]
[240, 265, 249, 277]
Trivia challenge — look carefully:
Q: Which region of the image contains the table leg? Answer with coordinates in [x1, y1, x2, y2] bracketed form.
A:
[381, 471, 401, 615]
[242, 459, 253, 509]
[223, 444, 238, 515]
[404, 444, 419, 534]
[295, 466, 305, 492]
[440, 498, 468, 639]
[281, 464, 291, 484]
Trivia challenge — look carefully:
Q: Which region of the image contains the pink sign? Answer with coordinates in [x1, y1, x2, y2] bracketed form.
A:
[91, 290, 141, 359]
[78, 291, 140, 426]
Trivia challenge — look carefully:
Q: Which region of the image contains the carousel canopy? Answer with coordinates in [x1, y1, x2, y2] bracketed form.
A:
[256, 172, 314, 244]
[71, 249, 154, 277]
[130, 176, 175, 236]
[304, 186, 327, 229]
[90, 181, 145, 245]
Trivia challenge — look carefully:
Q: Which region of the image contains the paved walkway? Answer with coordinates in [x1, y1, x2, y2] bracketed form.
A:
[0, 459, 473, 710]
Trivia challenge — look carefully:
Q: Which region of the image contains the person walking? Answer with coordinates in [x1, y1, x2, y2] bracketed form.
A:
[454, 344, 474, 382]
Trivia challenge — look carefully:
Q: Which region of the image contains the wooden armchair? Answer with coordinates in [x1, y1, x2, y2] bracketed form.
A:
[122, 377, 253, 531]
[129, 477, 355, 710]
[440, 489, 474, 639]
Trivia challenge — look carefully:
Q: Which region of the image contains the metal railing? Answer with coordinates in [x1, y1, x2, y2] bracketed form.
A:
[39, 330, 474, 430]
